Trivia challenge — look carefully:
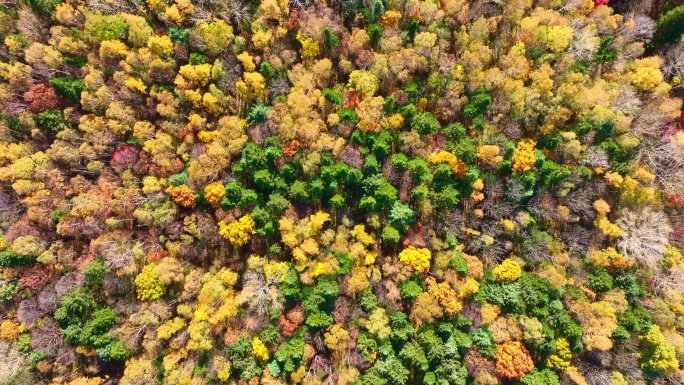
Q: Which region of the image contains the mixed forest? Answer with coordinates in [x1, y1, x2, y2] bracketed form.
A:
[1, 0, 684, 384]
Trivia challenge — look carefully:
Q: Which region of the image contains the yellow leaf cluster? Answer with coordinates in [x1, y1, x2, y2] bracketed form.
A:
[546, 25, 573, 53]
[252, 29, 272, 50]
[279, 211, 338, 279]
[296, 32, 320, 60]
[324, 323, 351, 351]
[428, 151, 468, 178]
[264, 261, 290, 282]
[513, 41, 526, 55]
[203, 181, 225, 207]
[365, 308, 391, 340]
[197, 268, 238, 305]
[99, 40, 129, 59]
[125, 77, 147, 94]
[619, 175, 657, 205]
[166, 185, 196, 208]
[12, 235, 45, 257]
[426, 277, 462, 316]
[188, 268, 238, 328]
[176, 64, 212, 88]
[477, 144, 502, 166]
[472, 178, 484, 191]
[236, 71, 267, 102]
[346, 265, 370, 296]
[164, 5, 185, 23]
[54, 3, 80, 26]
[500, 219, 515, 232]
[604, 171, 623, 187]
[237, 51, 256, 72]
[252, 337, 269, 361]
[350, 224, 374, 246]
[187, 320, 213, 351]
[11, 157, 35, 180]
[348, 70, 379, 97]
[147, 35, 174, 56]
[641, 325, 680, 372]
[135, 264, 166, 301]
[12, 180, 45, 197]
[214, 356, 231, 381]
[356, 96, 385, 133]
[568, 299, 617, 351]
[379, 10, 402, 28]
[142, 176, 163, 194]
[610, 372, 628, 385]
[661, 245, 683, 268]
[197, 20, 234, 56]
[0, 320, 24, 340]
[471, 178, 485, 201]
[308, 211, 331, 233]
[594, 215, 623, 238]
[398, 246, 431, 273]
[310, 258, 337, 279]
[184, 89, 202, 107]
[631, 167, 655, 183]
[202, 88, 224, 114]
[380, 114, 404, 130]
[511, 139, 536, 172]
[630, 57, 664, 91]
[414, 32, 437, 49]
[299, 238, 319, 256]
[459, 276, 480, 298]
[589, 247, 634, 270]
[218, 215, 255, 247]
[157, 317, 186, 340]
[279, 217, 299, 249]
[481, 303, 501, 325]
[260, 0, 288, 20]
[165, 0, 194, 24]
[160, 349, 186, 372]
[492, 258, 522, 282]
[494, 341, 534, 380]
[546, 337, 572, 369]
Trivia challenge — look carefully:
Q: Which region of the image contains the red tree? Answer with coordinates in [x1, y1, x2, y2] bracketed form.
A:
[23, 84, 61, 113]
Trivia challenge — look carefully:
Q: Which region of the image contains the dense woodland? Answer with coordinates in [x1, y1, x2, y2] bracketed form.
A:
[1, 0, 684, 384]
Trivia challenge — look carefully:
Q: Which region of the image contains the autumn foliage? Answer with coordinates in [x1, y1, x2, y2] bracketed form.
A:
[0, 0, 682, 384]
[494, 341, 534, 380]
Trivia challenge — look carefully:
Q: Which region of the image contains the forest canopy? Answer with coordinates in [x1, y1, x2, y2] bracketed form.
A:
[0, 0, 684, 384]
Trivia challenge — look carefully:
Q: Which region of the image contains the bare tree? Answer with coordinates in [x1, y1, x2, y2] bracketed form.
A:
[568, 22, 600, 62]
[610, 89, 643, 116]
[0, 192, 22, 230]
[630, 105, 673, 138]
[239, 270, 283, 318]
[86, 0, 147, 14]
[652, 267, 684, 296]
[619, 13, 657, 44]
[30, 319, 63, 356]
[661, 42, 684, 80]
[637, 138, 684, 195]
[0, 340, 34, 385]
[617, 208, 672, 270]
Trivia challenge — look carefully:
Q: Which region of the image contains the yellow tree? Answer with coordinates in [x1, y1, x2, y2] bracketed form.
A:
[218, 215, 255, 248]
